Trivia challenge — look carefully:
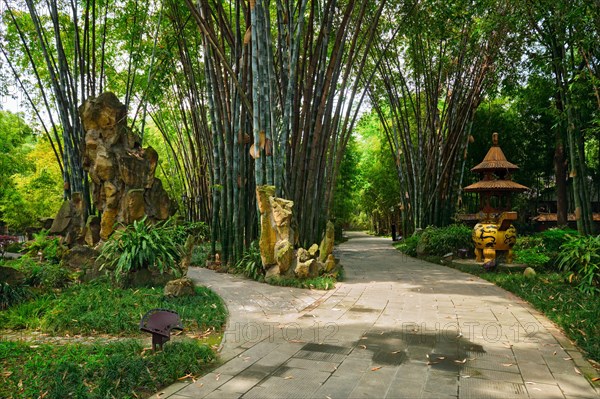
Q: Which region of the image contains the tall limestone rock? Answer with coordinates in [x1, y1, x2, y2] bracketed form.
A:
[79, 92, 174, 242]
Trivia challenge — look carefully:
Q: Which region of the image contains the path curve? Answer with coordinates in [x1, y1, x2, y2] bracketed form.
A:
[154, 232, 599, 399]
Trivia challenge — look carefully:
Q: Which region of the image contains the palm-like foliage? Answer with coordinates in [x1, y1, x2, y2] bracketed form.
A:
[98, 217, 183, 282]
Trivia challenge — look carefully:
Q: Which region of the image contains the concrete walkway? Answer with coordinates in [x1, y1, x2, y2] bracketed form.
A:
[153, 232, 599, 399]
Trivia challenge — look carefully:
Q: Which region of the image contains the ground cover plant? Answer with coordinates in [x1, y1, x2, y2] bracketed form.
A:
[0, 272, 226, 398]
[0, 280, 226, 335]
[0, 339, 215, 399]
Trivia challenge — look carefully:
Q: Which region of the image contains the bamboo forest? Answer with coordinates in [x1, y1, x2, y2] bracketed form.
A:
[1, 0, 600, 397]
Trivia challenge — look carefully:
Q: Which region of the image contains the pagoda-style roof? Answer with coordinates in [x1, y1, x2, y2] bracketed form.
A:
[464, 179, 528, 193]
[471, 134, 519, 173]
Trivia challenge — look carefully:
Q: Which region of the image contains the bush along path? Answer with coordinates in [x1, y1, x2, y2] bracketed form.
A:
[154, 232, 599, 399]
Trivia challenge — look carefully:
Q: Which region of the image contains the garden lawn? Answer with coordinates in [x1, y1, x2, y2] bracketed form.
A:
[0, 281, 227, 398]
[0, 339, 214, 399]
[0, 281, 226, 335]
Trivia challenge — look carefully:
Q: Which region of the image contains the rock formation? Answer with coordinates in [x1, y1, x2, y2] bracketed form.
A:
[79, 92, 174, 242]
[256, 185, 337, 279]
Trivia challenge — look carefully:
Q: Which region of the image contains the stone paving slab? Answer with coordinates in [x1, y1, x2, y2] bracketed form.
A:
[151, 232, 600, 399]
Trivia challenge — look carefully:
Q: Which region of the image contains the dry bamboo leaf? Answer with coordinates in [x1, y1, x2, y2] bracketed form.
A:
[259, 130, 266, 148]
[215, 373, 221, 381]
[249, 144, 260, 159]
[574, 367, 582, 375]
[427, 361, 440, 365]
[591, 377, 600, 382]
[178, 373, 193, 381]
[359, 345, 367, 349]
[244, 28, 252, 44]
[563, 357, 573, 361]
[454, 359, 467, 364]
[502, 363, 514, 367]
[436, 357, 446, 360]
[371, 366, 382, 371]
[525, 382, 536, 385]
[288, 340, 305, 343]
[284, 376, 294, 380]
[391, 350, 403, 354]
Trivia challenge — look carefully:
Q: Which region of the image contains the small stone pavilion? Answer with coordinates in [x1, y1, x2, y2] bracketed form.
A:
[464, 133, 528, 264]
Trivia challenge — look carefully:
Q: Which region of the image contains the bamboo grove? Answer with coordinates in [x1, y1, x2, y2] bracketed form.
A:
[1, 0, 599, 263]
[182, 0, 389, 262]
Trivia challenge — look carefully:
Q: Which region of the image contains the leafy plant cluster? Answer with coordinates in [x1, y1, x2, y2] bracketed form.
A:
[233, 241, 264, 281]
[513, 228, 578, 269]
[0, 339, 215, 399]
[98, 217, 185, 284]
[394, 225, 473, 257]
[23, 230, 65, 264]
[557, 234, 600, 294]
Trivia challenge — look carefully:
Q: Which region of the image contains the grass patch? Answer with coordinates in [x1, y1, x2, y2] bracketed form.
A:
[265, 274, 339, 290]
[0, 339, 215, 399]
[0, 281, 226, 336]
[480, 271, 600, 362]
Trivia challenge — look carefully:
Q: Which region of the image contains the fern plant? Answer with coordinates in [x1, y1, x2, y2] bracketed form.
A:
[98, 217, 183, 283]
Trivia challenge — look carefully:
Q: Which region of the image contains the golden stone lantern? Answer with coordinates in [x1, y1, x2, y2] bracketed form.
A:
[464, 133, 528, 264]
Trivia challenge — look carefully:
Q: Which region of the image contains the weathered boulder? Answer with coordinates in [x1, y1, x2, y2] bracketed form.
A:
[265, 265, 280, 280]
[297, 248, 311, 263]
[164, 277, 195, 297]
[61, 245, 102, 282]
[83, 216, 101, 247]
[324, 254, 336, 273]
[79, 92, 175, 244]
[275, 240, 294, 273]
[49, 193, 86, 246]
[61, 245, 98, 271]
[308, 243, 319, 258]
[524, 267, 536, 278]
[0, 266, 25, 285]
[295, 258, 316, 279]
[319, 220, 335, 262]
[125, 268, 174, 288]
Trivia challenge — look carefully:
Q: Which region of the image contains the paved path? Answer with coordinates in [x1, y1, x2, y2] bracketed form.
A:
[153, 232, 599, 399]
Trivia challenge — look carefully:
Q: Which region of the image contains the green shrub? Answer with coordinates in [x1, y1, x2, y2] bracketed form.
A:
[24, 230, 65, 264]
[557, 234, 600, 294]
[513, 228, 578, 269]
[191, 242, 212, 266]
[514, 248, 550, 267]
[394, 234, 420, 256]
[417, 224, 474, 257]
[169, 221, 209, 246]
[98, 217, 184, 283]
[234, 241, 264, 280]
[538, 228, 579, 252]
